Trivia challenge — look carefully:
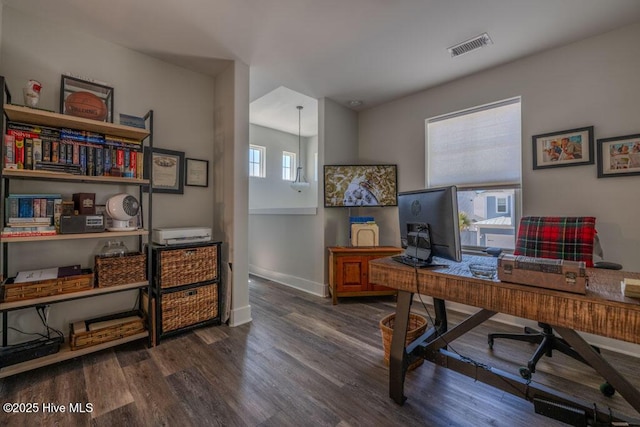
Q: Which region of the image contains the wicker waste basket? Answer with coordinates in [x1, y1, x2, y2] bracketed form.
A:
[379, 312, 428, 371]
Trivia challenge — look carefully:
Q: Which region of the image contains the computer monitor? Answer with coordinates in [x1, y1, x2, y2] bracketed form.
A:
[396, 186, 462, 266]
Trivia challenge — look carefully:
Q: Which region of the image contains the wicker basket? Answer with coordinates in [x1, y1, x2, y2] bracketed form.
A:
[161, 283, 218, 333]
[69, 310, 146, 350]
[379, 312, 428, 371]
[1, 270, 94, 302]
[155, 245, 218, 289]
[95, 252, 147, 288]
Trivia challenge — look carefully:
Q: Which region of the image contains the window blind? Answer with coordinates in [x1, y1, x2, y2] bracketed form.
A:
[427, 98, 521, 188]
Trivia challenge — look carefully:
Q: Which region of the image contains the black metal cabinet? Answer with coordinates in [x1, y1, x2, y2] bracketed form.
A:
[148, 241, 221, 343]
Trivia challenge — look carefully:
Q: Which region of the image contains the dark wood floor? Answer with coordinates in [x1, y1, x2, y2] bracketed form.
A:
[2, 275, 639, 426]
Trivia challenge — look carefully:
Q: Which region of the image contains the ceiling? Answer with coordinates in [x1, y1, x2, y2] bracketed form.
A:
[6, 0, 640, 133]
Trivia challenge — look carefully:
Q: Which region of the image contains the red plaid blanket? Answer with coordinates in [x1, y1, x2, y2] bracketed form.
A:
[513, 216, 596, 267]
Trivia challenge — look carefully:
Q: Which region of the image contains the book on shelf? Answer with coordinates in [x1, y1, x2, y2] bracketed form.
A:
[7, 217, 52, 226]
[5, 119, 145, 179]
[3, 226, 56, 232]
[1, 229, 57, 238]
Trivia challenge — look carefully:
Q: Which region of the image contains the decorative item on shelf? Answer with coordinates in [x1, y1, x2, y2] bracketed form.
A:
[100, 240, 128, 257]
[23, 79, 42, 108]
[105, 193, 139, 231]
[118, 113, 146, 129]
[290, 105, 310, 192]
[94, 251, 146, 288]
[72, 192, 96, 215]
[60, 74, 113, 122]
[69, 310, 146, 350]
[1, 267, 94, 303]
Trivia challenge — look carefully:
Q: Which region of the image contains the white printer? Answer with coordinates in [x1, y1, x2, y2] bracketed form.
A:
[152, 227, 212, 246]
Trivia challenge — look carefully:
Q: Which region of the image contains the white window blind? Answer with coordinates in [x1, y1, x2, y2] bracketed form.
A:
[427, 98, 521, 188]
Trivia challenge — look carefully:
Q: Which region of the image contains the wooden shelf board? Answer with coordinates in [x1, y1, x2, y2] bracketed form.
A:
[4, 104, 149, 140]
[0, 281, 148, 311]
[0, 332, 149, 378]
[1, 230, 148, 243]
[1, 169, 149, 185]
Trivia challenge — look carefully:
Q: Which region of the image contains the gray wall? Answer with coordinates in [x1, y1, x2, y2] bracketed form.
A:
[360, 21, 640, 272]
[358, 21, 640, 354]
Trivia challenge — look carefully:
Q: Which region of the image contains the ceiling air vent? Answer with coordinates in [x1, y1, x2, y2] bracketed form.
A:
[448, 33, 493, 58]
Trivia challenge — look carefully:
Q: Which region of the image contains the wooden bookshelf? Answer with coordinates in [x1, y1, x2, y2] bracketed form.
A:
[0, 332, 148, 378]
[1, 230, 148, 243]
[1, 169, 149, 185]
[3, 104, 149, 140]
[0, 281, 148, 311]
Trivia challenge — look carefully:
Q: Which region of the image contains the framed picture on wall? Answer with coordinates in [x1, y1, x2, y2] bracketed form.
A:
[185, 158, 209, 187]
[532, 126, 594, 170]
[597, 134, 640, 178]
[143, 147, 185, 194]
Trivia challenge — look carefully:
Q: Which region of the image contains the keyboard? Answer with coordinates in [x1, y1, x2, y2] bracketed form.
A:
[0, 336, 63, 368]
[391, 255, 445, 269]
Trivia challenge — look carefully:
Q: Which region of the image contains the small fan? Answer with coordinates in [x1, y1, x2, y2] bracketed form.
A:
[105, 194, 140, 231]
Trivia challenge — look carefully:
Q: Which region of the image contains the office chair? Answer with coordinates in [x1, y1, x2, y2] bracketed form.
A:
[487, 216, 622, 383]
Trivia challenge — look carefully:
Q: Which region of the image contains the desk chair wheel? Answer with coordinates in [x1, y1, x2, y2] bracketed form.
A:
[600, 382, 616, 397]
[518, 367, 532, 381]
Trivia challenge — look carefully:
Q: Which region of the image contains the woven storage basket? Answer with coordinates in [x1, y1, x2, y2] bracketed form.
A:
[95, 252, 146, 288]
[69, 310, 146, 350]
[156, 245, 217, 289]
[1, 270, 94, 302]
[379, 312, 428, 371]
[161, 283, 218, 333]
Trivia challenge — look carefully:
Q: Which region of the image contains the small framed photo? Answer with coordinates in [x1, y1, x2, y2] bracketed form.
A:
[532, 126, 594, 170]
[60, 75, 114, 123]
[185, 158, 209, 187]
[143, 147, 185, 194]
[597, 134, 640, 178]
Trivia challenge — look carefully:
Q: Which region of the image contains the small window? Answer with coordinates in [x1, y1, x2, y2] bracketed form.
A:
[282, 151, 296, 181]
[496, 197, 507, 214]
[249, 145, 265, 178]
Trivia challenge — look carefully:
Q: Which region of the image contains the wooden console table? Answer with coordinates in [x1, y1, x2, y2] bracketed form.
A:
[327, 246, 402, 305]
[369, 255, 640, 424]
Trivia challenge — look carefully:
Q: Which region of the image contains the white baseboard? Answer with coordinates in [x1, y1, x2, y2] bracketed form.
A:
[229, 304, 252, 327]
[415, 296, 640, 358]
[249, 265, 328, 297]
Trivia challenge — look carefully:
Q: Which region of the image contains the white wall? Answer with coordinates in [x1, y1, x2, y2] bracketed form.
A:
[247, 98, 358, 294]
[214, 62, 251, 327]
[0, 6, 225, 340]
[249, 124, 317, 209]
[359, 21, 640, 354]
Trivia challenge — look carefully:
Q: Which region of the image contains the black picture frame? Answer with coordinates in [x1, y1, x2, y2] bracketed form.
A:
[60, 75, 114, 123]
[143, 147, 185, 194]
[532, 126, 594, 170]
[597, 134, 640, 178]
[185, 158, 209, 187]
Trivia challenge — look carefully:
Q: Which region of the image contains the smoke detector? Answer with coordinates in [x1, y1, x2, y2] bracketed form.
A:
[447, 33, 493, 58]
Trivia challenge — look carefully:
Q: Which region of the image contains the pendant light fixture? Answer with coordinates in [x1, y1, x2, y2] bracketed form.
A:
[290, 105, 310, 192]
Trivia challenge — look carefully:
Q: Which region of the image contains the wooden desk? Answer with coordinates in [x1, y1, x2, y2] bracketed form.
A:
[369, 255, 640, 423]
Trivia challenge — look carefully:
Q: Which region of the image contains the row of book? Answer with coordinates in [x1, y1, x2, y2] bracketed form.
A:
[2, 194, 62, 238]
[4, 121, 144, 179]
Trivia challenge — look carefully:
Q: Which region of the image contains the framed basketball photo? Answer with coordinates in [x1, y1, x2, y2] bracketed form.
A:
[60, 75, 114, 123]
